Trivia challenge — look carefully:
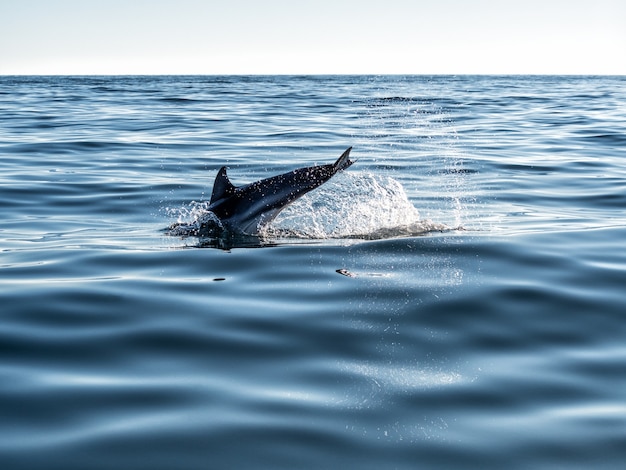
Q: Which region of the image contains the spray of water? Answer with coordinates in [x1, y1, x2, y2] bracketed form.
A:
[165, 201, 223, 237]
[263, 172, 447, 239]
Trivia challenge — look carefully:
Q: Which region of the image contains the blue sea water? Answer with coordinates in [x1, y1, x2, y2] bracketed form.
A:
[1, 75, 626, 469]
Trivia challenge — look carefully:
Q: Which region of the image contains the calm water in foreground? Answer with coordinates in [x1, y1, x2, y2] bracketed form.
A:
[1, 75, 626, 469]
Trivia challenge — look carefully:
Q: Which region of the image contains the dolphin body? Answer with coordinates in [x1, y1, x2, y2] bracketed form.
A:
[186, 147, 354, 237]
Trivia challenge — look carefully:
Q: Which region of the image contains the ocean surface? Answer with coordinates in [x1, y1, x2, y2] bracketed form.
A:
[1, 75, 625, 469]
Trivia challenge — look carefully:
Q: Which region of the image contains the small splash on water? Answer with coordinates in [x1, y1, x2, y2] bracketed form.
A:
[165, 202, 223, 237]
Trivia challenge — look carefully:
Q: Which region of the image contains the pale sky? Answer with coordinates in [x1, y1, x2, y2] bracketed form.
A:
[1, 0, 624, 75]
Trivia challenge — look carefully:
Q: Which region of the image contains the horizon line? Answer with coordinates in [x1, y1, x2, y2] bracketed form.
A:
[2, 72, 625, 77]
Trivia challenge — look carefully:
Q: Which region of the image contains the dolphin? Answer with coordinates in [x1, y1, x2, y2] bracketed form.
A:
[172, 147, 354, 237]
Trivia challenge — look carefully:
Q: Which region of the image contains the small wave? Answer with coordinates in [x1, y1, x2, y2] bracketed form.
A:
[581, 133, 626, 145]
[372, 96, 418, 103]
[158, 97, 203, 104]
[6, 141, 133, 155]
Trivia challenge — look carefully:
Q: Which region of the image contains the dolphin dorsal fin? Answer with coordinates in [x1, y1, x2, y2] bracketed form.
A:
[210, 166, 236, 203]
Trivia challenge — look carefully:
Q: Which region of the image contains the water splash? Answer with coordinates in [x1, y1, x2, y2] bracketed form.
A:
[264, 172, 447, 239]
[165, 201, 223, 237]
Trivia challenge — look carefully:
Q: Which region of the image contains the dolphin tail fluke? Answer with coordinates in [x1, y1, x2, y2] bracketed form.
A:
[333, 147, 354, 172]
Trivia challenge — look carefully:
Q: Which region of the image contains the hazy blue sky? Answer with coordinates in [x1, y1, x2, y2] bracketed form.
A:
[1, 0, 624, 74]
